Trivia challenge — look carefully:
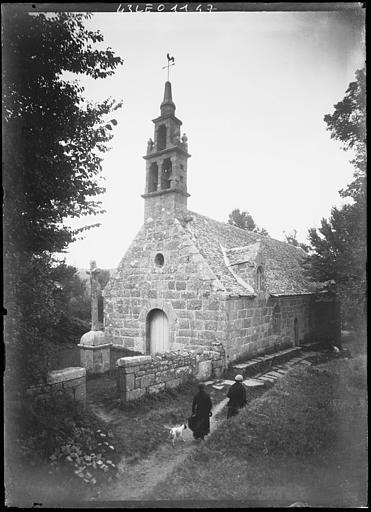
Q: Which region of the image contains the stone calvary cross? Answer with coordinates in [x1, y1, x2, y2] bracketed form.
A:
[87, 260, 100, 331]
[162, 53, 175, 81]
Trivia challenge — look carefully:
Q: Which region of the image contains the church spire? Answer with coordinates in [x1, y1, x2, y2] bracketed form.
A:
[142, 80, 191, 220]
[160, 81, 176, 116]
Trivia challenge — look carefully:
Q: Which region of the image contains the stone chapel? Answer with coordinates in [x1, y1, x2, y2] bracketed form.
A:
[103, 81, 340, 365]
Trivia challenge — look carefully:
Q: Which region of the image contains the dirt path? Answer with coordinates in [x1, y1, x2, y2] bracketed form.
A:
[96, 398, 229, 501]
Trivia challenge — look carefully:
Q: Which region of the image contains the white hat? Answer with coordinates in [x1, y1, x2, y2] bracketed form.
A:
[235, 374, 243, 381]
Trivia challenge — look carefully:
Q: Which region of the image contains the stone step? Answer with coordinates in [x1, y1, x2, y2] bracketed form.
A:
[242, 378, 265, 387]
[230, 346, 303, 378]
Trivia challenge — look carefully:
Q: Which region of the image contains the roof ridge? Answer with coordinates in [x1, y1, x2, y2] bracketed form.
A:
[187, 210, 278, 245]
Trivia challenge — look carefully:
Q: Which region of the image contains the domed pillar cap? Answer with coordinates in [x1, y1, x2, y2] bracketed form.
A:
[79, 330, 108, 347]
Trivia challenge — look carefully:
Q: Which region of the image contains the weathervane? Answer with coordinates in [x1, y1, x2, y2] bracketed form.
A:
[162, 53, 175, 81]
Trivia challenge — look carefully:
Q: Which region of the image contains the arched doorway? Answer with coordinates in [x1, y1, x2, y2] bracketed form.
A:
[294, 318, 299, 346]
[146, 309, 169, 355]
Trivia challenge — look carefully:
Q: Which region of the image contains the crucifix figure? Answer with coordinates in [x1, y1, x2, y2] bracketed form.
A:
[87, 259, 100, 331]
[162, 53, 175, 81]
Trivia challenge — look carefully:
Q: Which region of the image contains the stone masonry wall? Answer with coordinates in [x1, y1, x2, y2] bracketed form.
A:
[25, 367, 86, 406]
[116, 343, 225, 402]
[225, 294, 314, 364]
[104, 215, 228, 354]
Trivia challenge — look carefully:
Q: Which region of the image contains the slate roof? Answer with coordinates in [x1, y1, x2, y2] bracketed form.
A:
[181, 211, 312, 297]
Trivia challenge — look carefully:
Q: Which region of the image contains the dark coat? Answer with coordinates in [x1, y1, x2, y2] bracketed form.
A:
[227, 382, 247, 418]
[191, 390, 212, 439]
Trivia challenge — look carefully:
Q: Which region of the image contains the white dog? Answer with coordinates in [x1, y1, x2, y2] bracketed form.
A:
[164, 423, 187, 446]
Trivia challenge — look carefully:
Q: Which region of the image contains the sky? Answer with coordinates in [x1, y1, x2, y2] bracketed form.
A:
[61, 6, 365, 270]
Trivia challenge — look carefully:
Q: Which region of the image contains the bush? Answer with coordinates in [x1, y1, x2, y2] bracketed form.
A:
[12, 392, 120, 490]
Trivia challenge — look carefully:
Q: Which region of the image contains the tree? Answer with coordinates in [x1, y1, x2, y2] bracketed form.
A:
[3, 9, 123, 256]
[323, 68, 366, 203]
[306, 68, 366, 327]
[228, 209, 269, 236]
[3, 8, 123, 389]
[283, 230, 310, 252]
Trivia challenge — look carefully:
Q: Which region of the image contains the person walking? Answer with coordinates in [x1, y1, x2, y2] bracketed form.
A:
[189, 383, 213, 441]
[226, 374, 247, 419]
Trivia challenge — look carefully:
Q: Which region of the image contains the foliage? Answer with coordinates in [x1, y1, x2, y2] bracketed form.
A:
[283, 229, 310, 252]
[228, 208, 269, 236]
[2, 8, 123, 388]
[14, 393, 120, 490]
[323, 68, 366, 202]
[3, 9, 123, 255]
[306, 68, 366, 327]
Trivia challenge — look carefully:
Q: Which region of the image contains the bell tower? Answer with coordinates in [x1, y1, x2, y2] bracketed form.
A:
[142, 81, 191, 220]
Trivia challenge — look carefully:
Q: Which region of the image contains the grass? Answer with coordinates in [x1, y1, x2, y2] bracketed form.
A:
[146, 332, 367, 506]
[87, 375, 227, 463]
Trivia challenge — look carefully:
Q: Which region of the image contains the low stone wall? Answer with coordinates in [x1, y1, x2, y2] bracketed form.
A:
[110, 345, 142, 371]
[117, 343, 225, 402]
[26, 367, 86, 406]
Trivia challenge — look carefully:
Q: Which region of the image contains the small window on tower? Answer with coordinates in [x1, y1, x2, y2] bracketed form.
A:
[148, 162, 158, 193]
[157, 125, 167, 151]
[155, 253, 164, 267]
[257, 266, 263, 291]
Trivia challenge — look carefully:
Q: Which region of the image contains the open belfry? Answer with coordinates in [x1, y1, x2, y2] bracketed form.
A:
[103, 79, 340, 366]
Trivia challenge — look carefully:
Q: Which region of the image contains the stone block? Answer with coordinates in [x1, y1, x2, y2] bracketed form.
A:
[48, 367, 86, 384]
[207, 300, 220, 311]
[126, 373, 135, 391]
[178, 329, 193, 337]
[177, 310, 195, 319]
[196, 360, 212, 380]
[165, 378, 181, 389]
[179, 319, 190, 329]
[117, 355, 152, 367]
[176, 336, 191, 345]
[127, 388, 146, 401]
[205, 320, 218, 330]
[187, 299, 202, 310]
[212, 366, 224, 378]
[147, 383, 166, 394]
[172, 300, 186, 309]
[141, 374, 155, 388]
[181, 291, 197, 299]
[212, 360, 223, 368]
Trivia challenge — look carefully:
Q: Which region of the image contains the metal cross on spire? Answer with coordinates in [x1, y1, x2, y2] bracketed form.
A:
[162, 53, 175, 81]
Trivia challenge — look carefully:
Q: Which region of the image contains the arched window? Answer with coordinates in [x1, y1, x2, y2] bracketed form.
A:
[157, 124, 167, 151]
[272, 305, 281, 334]
[256, 266, 263, 291]
[148, 162, 158, 192]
